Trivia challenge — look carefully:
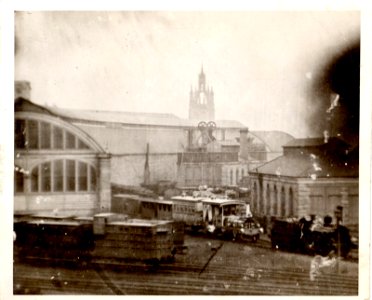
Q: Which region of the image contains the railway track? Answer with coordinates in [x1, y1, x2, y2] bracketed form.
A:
[14, 234, 358, 296]
[14, 260, 358, 295]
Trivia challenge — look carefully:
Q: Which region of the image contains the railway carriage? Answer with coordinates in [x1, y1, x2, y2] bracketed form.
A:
[138, 198, 173, 220]
[170, 195, 204, 231]
[202, 197, 263, 241]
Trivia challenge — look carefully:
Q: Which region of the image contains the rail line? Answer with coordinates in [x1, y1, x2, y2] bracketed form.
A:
[14, 249, 358, 296]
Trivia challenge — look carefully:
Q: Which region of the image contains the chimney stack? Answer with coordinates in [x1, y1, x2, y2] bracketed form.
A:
[15, 81, 31, 100]
[239, 127, 249, 161]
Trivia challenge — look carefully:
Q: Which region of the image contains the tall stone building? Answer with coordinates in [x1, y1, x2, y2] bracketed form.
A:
[189, 67, 215, 121]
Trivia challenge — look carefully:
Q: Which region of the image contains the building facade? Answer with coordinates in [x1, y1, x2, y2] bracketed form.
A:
[14, 98, 111, 216]
[246, 137, 358, 225]
[14, 69, 294, 216]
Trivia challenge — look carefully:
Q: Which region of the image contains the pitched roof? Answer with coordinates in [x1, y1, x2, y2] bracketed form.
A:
[253, 155, 358, 178]
[252, 138, 359, 178]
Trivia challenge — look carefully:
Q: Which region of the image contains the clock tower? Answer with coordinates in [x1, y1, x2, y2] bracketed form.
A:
[189, 67, 215, 121]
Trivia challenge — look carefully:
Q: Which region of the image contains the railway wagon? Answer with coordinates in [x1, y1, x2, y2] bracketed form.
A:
[92, 217, 179, 264]
[170, 195, 204, 231]
[14, 218, 94, 263]
[13, 212, 184, 266]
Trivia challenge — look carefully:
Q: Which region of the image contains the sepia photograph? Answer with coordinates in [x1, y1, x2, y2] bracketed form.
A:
[3, 6, 369, 297]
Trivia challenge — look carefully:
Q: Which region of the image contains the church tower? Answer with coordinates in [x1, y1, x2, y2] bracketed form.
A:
[189, 67, 215, 121]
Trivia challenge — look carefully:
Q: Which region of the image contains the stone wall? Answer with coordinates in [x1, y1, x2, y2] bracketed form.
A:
[248, 173, 358, 225]
[14, 193, 97, 216]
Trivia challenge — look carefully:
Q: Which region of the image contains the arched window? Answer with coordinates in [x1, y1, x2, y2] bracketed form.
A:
[230, 169, 233, 185]
[289, 188, 294, 216]
[30, 159, 96, 193]
[273, 185, 278, 216]
[265, 184, 270, 215]
[14, 166, 24, 193]
[281, 186, 286, 217]
[235, 169, 239, 185]
[14, 119, 90, 150]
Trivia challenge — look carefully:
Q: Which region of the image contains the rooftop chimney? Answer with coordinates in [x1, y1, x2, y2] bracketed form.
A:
[15, 81, 31, 100]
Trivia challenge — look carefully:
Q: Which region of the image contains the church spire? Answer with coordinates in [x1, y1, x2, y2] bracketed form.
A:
[189, 67, 215, 121]
[199, 65, 206, 91]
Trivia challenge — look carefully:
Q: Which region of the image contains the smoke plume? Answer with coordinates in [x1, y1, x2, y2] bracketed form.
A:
[307, 41, 360, 147]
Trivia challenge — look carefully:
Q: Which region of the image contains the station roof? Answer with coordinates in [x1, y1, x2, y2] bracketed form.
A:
[48, 106, 247, 129]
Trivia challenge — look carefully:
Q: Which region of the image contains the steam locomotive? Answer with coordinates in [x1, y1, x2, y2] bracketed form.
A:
[269, 216, 354, 258]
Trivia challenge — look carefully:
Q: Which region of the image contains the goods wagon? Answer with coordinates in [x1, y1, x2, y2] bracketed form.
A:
[13, 212, 184, 266]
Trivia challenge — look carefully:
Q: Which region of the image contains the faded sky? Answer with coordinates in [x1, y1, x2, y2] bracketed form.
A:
[15, 11, 360, 138]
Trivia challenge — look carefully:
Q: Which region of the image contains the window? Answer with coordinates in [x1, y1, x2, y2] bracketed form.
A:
[265, 184, 270, 215]
[14, 167, 24, 193]
[273, 185, 278, 216]
[90, 166, 97, 191]
[78, 161, 88, 191]
[15, 118, 93, 151]
[53, 126, 63, 149]
[27, 120, 39, 149]
[66, 160, 76, 191]
[66, 132, 76, 149]
[288, 188, 294, 216]
[15, 119, 26, 149]
[31, 166, 39, 192]
[41, 162, 51, 192]
[53, 160, 63, 191]
[281, 187, 286, 217]
[28, 159, 97, 194]
[40, 122, 51, 149]
[78, 139, 89, 149]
